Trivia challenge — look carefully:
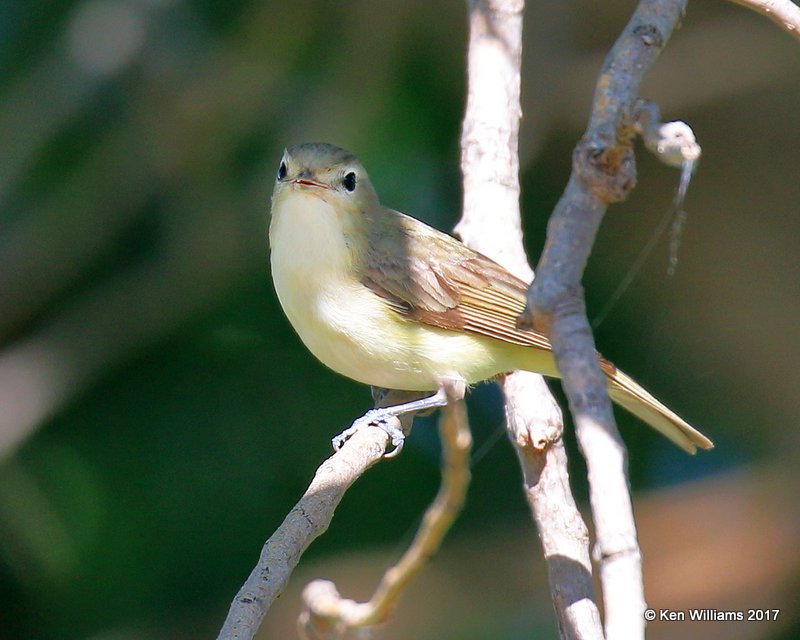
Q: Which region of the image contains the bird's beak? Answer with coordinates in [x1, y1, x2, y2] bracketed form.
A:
[293, 178, 329, 190]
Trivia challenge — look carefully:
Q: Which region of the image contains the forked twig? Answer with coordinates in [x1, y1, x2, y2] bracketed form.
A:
[298, 383, 471, 638]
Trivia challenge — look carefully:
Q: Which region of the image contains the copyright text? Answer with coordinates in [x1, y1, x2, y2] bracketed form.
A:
[644, 608, 780, 622]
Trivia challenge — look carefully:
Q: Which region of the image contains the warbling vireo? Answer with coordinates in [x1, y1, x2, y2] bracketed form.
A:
[269, 143, 713, 454]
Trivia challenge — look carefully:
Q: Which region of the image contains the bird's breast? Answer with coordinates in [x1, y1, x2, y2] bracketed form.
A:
[268, 191, 515, 390]
[269, 191, 399, 385]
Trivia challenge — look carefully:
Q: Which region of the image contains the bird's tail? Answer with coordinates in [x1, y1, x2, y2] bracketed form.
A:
[600, 359, 714, 454]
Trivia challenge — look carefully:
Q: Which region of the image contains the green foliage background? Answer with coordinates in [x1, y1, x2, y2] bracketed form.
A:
[1, 1, 798, 638]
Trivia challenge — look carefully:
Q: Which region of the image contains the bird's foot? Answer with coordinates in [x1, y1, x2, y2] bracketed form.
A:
[332, 386, 452, 458]
[332, 408, 407, 457]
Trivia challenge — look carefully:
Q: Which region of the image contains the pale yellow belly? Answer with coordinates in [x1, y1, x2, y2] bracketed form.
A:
[272, 266, 515, 390]
[273, 250, 540, 391]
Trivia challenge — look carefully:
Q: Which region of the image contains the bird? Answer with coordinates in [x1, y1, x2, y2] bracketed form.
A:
[268, 142, 713, 454]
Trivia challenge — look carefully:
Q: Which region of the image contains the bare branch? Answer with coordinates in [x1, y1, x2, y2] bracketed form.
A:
[298, 383, 471, 638]
[504, 377, 604, 640]
[215, 421, 394, 640]
[217, 387, 433, 639]
[728, 0, 800, 40]
[518, 1, 692, 637]
[458, 1, 603, 638]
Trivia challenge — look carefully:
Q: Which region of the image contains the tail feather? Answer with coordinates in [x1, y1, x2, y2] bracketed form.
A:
[601, 360, 714, 454]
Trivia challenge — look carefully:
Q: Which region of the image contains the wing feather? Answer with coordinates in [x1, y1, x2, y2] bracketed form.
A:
[359, 207, 713, 452]
[362, 208, 549, 349]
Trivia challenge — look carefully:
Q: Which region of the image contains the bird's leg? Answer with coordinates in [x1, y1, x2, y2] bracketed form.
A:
[332, 386, 451, 458]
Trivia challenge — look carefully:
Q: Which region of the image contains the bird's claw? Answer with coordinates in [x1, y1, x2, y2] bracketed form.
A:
[331, 409, 406, 458]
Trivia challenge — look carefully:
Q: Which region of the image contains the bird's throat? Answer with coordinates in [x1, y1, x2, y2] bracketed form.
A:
[269, 190, 359, 276]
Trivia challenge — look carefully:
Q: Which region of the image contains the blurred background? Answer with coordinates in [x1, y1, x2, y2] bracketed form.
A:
[1, 1, 798, 638]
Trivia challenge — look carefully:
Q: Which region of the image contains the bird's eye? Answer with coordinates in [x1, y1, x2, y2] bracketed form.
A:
[277, 162, 288, 181]
[342, 172, 357, 192]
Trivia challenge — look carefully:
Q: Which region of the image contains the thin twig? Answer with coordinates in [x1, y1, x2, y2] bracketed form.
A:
[298, 383, 471, 637]
[728, 0, 800, 40]
[519, 1, 691, 638]
[457, 1, 603, 637]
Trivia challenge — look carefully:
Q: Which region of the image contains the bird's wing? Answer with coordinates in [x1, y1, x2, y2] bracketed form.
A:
[362, 209, 550, 350]
[361, 209, 714, 453]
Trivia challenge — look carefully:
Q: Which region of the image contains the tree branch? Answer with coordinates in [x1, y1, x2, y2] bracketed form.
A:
[504, 377, 604, 640]
[518, 1, 691, 638]
[728, 0, 800, 40]
[298, 383, 471, 638]
[457, 1, 603, 638]
[215, 423, 392, 640]
[216, 389, 424, 640]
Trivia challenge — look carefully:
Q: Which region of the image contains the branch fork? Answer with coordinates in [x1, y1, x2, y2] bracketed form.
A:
[298, 383, 472, 639]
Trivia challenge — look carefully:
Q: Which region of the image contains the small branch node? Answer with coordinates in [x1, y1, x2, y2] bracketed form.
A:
[575, 135, 638, 203]
[502, 372, 564, 451]
[633, 23, 665, 47]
